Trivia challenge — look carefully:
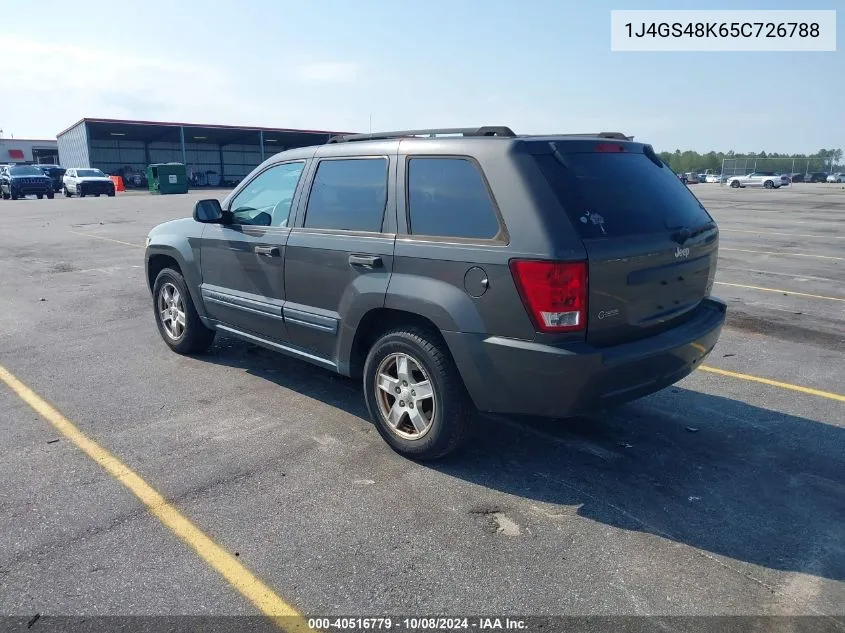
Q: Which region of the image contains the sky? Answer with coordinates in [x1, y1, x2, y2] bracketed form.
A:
[0, 0, 841, 154]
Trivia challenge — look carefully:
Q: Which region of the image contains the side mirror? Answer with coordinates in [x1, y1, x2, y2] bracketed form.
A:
[194, 199, 224, 223]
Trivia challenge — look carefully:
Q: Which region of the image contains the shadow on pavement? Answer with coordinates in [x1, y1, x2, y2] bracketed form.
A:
[202, 337, 845, 584]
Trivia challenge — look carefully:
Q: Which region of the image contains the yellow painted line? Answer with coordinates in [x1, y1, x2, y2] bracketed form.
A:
[715, 281, 845, 303]
[720, 247, 845, 262]
[720, 228, 845, 239]
[0, 365, 309, 632]
[699, 365, 845, 403]
[69, 230, 144, 249]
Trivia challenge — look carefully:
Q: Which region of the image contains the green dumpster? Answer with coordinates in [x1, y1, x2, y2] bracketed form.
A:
[146, 162, 189, 194]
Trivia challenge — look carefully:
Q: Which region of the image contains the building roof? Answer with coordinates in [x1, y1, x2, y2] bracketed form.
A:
[0, 138, 58, 144]
[57, 117, 354, 147]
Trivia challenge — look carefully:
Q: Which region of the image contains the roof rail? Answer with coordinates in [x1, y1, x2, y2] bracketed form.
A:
[326, 126, 516, 144]
[551, 132, 633, 140]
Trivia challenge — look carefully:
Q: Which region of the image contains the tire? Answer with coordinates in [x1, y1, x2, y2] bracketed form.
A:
[63, 186, 71, 197]
[764, 180, 774, 189]
[10, 190, 18, 200]
[47, 191, 54, 199]
[730, 180, 740, 188]
[108, 189, 116, 197]
[363, 327, 473, 461]
[79, 190, 85, 198]
[152, 267, 215, 354]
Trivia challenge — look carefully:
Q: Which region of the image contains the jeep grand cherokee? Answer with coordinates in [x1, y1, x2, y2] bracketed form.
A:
[144, 127, 726, 460]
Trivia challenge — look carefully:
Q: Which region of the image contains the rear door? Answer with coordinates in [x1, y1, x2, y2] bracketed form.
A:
[283, 152, 396, 364]
[198, 160, 308, 342]
[534, 142, 718, 347]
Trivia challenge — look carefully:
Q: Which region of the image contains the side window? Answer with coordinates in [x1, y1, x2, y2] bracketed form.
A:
[229, 161, 305, 227]
[303, 158, 388, 232]
[407, 158, 500, 240]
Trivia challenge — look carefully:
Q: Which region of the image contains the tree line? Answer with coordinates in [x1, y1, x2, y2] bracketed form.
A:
[657, 148, 843, 175]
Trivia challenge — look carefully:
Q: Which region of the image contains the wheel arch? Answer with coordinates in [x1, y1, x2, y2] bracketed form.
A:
[145, 244, 208, 319]
[343, 308, 447, 379]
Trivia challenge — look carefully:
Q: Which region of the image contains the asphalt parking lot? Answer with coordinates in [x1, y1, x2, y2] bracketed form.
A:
[1, 183, 843, 627]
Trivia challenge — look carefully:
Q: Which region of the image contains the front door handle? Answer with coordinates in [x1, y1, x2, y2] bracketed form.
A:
[348, 254, 383, 269]
[255, 245, 280, 257]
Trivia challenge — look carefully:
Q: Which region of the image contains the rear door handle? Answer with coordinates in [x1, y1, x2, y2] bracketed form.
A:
[348, 254, 382, 269]
[254, 245, 280, 257]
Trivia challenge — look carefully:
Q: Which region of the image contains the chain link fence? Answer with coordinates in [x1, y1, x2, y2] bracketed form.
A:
[719, 157, 837, 185]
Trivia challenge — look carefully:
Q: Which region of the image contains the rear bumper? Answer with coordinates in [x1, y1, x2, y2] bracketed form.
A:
[443, 297, 727, 418]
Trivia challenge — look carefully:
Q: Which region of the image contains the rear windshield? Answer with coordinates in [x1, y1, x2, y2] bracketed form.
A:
[534, 149, 713, 238]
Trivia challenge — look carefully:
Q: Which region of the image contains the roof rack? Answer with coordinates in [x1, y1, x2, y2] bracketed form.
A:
[326, 126, 516, 143]
[548, 132, 633, 140]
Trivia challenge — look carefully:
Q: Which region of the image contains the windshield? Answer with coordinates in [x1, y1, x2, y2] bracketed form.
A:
[77, 169, 107, 178]
[10, 166, 46, 176]
[534, 149, 713, 238]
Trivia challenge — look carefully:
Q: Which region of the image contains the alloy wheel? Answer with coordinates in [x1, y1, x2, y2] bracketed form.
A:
[374, 352, 437, 440]
[158, 282, 186, 340]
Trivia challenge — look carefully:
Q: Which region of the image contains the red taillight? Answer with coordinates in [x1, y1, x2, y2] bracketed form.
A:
[509, 260, 588, 333]
[595, 143, 625, 152]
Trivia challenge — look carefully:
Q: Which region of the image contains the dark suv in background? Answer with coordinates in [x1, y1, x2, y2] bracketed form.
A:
[145, 127, 726, 460]
[0, 164, 54, 200]
[36, 164, 66, 193]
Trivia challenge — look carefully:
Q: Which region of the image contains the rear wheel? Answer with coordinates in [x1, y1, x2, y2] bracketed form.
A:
[152, 268, 215, 354]
[108, 189, 116, 197]
[363, 327, 473, 461]
[730, 180, 740, 188]
[47, 191, 54, 199]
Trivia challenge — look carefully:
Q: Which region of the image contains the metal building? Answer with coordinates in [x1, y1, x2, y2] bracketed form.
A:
[0, 138, 59, 164]
[56, 118, 351, 188]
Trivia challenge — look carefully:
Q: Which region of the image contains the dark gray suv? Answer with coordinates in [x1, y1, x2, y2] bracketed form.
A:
[145, 127, 726, 460]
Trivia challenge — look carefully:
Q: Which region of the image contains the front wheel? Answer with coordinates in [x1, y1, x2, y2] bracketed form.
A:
[47, 191, 54, 199]
[363, 327, 473, 461]
[764, 180, 774, 189]
[730, 180, 740, 188]
[152, 268, 215, 354]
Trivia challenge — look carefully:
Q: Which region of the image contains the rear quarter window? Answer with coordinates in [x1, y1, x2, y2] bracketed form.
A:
[406, 157, 500, 240]
[534, 149, 713, 238]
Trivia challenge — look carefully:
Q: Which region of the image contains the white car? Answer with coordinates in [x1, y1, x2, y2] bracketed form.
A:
[62, 168, 116, 197]
[826, 173, 844, 183]
[704, 173, 723, 183]
[726, 172, 782, 189]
